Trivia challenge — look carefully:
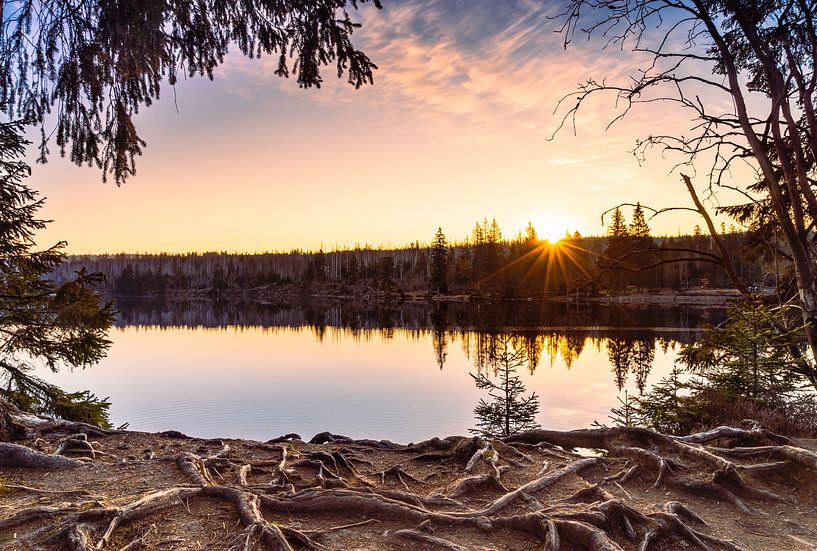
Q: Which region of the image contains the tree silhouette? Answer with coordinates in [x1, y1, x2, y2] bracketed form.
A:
[429, 227, 449, 293]
[604, 208, 630, 291]
[0, 122, 114, 425]
[607, 335, 656, 394]
[556, 0, 817, 387]
[470, 336, 541, 438]
[1, 0, 381, 183]
[524, 221, 538, 243]
[629, 204, 651, 243]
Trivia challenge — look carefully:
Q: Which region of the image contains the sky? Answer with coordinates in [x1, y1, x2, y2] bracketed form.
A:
[28, 0, 744, 254]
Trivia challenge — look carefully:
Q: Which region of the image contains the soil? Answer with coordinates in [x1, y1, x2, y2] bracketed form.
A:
[1, 419, 816, 550]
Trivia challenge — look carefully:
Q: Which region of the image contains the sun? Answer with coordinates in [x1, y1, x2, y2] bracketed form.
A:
[529, 215, 573, 243]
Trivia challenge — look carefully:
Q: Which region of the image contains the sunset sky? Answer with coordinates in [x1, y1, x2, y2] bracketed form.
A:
[29, 0, 744, 253]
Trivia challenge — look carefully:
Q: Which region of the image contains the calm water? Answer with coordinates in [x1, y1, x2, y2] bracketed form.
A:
[38, 300, 722, 443]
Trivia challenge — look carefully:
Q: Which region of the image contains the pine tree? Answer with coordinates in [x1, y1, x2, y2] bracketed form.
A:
[633, 366, 690, 434]
[608, 390, 639, 427]
[429, 228, 449, 293]
[524, 221, 538, 243]
[0, 122, 114, 425]
[629, 203, 651, 241]
[678, 299, 803, 406]
[627, 203, 655, 288]
[469, 336, 541, 438]
[608, 208, 629, 240]
[604, 208, 631, 291]
[471, 221, 485, 283]
[486, 218, 503, 274]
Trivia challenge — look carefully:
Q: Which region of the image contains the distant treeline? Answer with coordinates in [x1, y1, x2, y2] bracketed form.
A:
[53, 213, 774, 298]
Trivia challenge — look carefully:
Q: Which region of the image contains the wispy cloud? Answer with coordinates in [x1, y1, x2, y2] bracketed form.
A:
[221, 0, 650, 141]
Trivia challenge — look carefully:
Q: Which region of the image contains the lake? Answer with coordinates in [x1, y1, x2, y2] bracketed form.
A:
[38, 300, 722, 443]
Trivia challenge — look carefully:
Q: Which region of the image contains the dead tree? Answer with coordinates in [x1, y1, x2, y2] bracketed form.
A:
[555, 1, 817, 383]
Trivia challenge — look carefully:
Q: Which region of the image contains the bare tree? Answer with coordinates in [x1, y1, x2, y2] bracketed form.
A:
[556, 0, 817, 383]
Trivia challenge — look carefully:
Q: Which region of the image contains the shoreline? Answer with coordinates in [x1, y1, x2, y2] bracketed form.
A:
[112, 286, 742, 308]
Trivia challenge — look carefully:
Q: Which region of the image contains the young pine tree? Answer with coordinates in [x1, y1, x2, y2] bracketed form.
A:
[0, 122, 115, 427]
[678, 299, 804, 407]
[470, 336, 541, 438]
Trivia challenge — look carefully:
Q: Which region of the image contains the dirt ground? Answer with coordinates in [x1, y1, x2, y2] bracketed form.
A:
[1, 422, 817, 550]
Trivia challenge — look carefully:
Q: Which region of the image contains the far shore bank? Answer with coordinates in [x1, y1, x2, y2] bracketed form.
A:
[110, 284, 744, 308]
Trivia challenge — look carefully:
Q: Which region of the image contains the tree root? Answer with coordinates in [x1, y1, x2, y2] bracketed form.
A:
[370, 464, 423, 490]
[118, 524, 157, 551]
[392, 528, 498, 550]
[448, 473, 509, 498]
[2, 422, 812, 550]
[464, 457, 598, 517]
[553, 519, 624, 551]
[0, 441, 87, 468]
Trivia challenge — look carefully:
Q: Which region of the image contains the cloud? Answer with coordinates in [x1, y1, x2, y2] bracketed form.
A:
[218, 0, 651, 140]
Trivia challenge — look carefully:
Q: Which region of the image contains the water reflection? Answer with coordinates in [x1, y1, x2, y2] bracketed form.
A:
[607, 337, 655, 394]
[51, 298, 726, 441]
[115, 298, 720, 379]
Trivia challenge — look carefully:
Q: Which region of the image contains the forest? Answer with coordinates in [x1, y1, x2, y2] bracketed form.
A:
[53, 209, 774, 300]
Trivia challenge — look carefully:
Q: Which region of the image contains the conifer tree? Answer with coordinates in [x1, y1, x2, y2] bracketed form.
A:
[524, 221, 538, 243]
[470, 336, 541, 438]
[0, 122, 114, 425]
[604, 208, 630, 291]
[628, 203, 655, 288]
[678, 300, 804, 405]
[608, 208, 629, 240]
[429, 227, 449, 293]
[629, 203, 651, 242]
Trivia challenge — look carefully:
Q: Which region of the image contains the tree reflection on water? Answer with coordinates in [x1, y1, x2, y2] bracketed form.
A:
[115, 296, 719, 398]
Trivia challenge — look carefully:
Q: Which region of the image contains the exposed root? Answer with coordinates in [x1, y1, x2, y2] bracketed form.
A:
[0, 441, 87, 468]
[448, 473, 509, 498]
[465, 457, 598, 517]
[54, 433, 98, 459]
[371, 464, 424, 490]
[237, 463, 252, 485]
[675, 423, 791, 446]
[491, 440, 535, 465]
[392, 528, 497, 550]
[711, 444, 817, 471]
[10, 412, 118, 440]
[408, 436, 483, 463]
[465, 442, 501, 478]
[2, 422, 812, 550]
[664, 501, 709, 526]
[177, 452, 215, 485]
[554, 519, 624, 551]
[266, 433, 302, 444]
[118, 524, 157, 551]
[559, 484, 615, 504]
